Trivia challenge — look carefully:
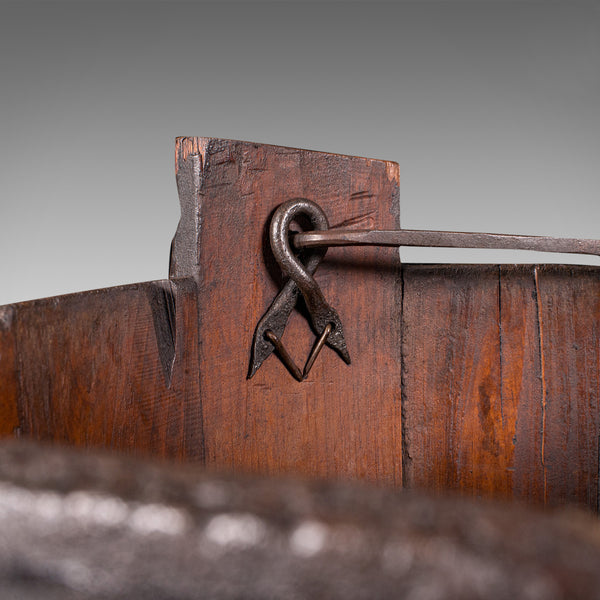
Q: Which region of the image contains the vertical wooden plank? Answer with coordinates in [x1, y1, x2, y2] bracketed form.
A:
[173, 277, 205, 462]
[537, 265, 600, 510]
[14, 278, 203, 461]
[402, 265, 511, 497]
[172, 138, 403, 485]
[403, 263, 600, 510]
[0, 305, 20, 437]
[499, 265, 544, 503]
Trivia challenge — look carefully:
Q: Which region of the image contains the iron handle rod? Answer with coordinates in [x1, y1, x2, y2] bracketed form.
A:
[293, 229, 600, 258]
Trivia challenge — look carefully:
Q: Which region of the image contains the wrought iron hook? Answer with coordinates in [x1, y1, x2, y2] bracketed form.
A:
[269, 199, 351, 366]
[248, 199, 349, 381]
[250, 197, 600, 382]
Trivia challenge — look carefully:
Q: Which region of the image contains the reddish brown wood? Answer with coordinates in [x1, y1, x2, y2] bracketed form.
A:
[13, 278, 203, 461]
[0, 305, 20, 437]
[172, 138, 403, 484]
[0, 138, 599, 511]
[402, 264, 600, 510]
[401, 265, 508, 496]
[536, 266, 600, 510]
[498, 265, 544, 503]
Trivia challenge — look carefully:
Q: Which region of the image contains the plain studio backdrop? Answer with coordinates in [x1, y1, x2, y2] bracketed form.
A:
[0, 0, 598, 305]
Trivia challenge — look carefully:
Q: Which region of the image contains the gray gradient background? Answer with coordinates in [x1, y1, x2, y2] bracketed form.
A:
[1, 1, 599, 305]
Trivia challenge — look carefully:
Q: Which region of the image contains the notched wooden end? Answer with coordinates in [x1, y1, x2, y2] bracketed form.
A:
[147, 281, 177, 388]
[170, 151, 203, 279]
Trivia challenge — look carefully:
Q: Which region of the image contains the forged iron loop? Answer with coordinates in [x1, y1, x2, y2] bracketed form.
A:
[251, 197, 600, 381]
[270, 199, 351, 365]
[248, 250, 324, 379]
[248, 198, 349, 381]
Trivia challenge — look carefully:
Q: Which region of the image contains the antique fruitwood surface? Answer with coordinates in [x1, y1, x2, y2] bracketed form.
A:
[0, 138, 598, 511]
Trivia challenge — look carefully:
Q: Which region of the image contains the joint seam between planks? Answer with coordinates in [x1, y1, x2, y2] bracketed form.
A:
[534, 266, 548, 504]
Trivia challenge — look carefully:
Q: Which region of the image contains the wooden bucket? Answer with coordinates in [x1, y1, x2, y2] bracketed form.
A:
[1, 137, 598, 512]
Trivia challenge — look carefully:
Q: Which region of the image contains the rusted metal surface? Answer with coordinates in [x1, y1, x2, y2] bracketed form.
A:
[302, 322, 332, 378]
[248, 199, 330, 380]
[250, 199, 350, 380]
[1, 440, 600, 599]
[254, 198, 600, 381]
[263, 329, 304, 381]
[269, 200, 350, 365]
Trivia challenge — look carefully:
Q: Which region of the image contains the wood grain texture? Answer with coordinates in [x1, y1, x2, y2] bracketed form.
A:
[401, 265, 507, 496]
[172, 137, 403, 484]
[402, 264, 600, 510]
[498, 265, 544, 504]
[536, 265, 600, 510]
[12, 278, 203, 461]
[0, 138, 599, 511]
